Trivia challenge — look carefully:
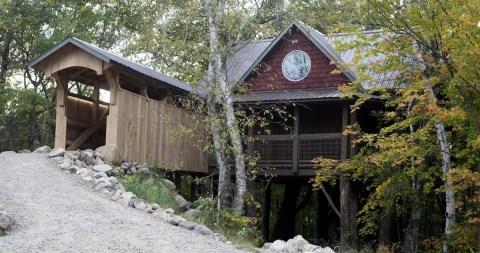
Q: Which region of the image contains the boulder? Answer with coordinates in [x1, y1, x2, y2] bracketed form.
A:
[108, 177, 119, 184]
[95, 182, 111, 191]
[262, 243, 273, 250]
[151, 204, 160, 210]
[93, 172, 108, 179]
[303, 244, 322, 252]
[167, 215, 185, 226]
[18, 149, 31, 153]
[0, 211, 15, 231]
[269, 240, 295, 253]
[286, 235, 309, 252]
[94, 145, 122, 164]
[64, 150, 80, 160]
[162, 179, 176, 191]
[33, 146, 51, 153]
[175, 195, 188, 211]
[212, 233, 226, 242]
[120, 192, 136, 206]
[59, 161, 72, 170]
[93, 165, 114, 173]
[137, 167, 150, 174]
[84, 156, 95, 166]
[133, 199, 146, 210]
[178, 221, 198, 230]
[120, 162, 130, 171]
[194, 225, 213, 236]
[164, 208, 175, 214]
[94, 156, 105, 165]
[80, 170, 94, 178]
[315, 247, 335, 253]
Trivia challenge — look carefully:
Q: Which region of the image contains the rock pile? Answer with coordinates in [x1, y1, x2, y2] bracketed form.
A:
[0, 204, 15, 234]
[42, 145, 227, 244]
[262, 235, 335, 253]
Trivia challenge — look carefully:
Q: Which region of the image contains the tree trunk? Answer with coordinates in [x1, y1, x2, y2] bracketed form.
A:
[204, 0, 247, 215]
[402, 179, 422, 253]
[340, 175, 358, 251]
[0, 28, 13, 84]
[423, 79, 455, 252]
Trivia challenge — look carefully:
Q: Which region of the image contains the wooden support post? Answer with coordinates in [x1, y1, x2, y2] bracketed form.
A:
[246, 179, 257, 217]
[292, 106, 299, 174]
[104, 69, 120, 146]
[92, 84, 100, 145]
[53, 73, 68, 148]
[262, 181, 272, 242]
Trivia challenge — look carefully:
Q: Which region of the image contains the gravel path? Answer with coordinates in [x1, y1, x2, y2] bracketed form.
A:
[0, 153, 247, 253]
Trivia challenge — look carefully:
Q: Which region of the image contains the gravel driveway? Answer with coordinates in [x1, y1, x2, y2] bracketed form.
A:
[0, 153, 247, 253]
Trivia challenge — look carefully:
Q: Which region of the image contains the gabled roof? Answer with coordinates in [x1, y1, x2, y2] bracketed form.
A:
[28, 37, 194, 93]
[226, 20, 400, 90]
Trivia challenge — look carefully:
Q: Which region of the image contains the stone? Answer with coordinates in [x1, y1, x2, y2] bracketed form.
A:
[167, 215, 185, 226]
[0, 211, 15, 231]
[94, 145, 122, 164]
[84, 156, 95, 166]
[93, 172, 108, 179]
[64, 150, 80, 159]
[212, 233, 226, 242]
[287, 235, 309, 252]
[152, 210, 166, 220]
[175, 195, 188, 210]
[178, 221, 198, 230]
[94, 156, 105, 165]
[164, 208, 174, 214]
[315, 247, 335, 253]
[151, 204, 160, 210]
[33, 146, 51, 153]
[162, 179, 176, 191]
[95, 177, 109, 185]
[74, 160, 83, 167]
[95, 182, 110, 191]
[120, 192, 136, 205]
[68, 166, 79, 174]
[59, 162, 72, 170]
[78, 153, 87, 161]
[137, 167, 150, 174]
[108, 177, 119, 184]
[120, 162, 130, 171]
[93, 165, 114, 173]
[194, 225, 213, 236]
[262, 243, 272, 250]
[18, 149, 31, 153]
[269, 240, 293, 253]
[82, 176, 93, 181]
[111, 191, 122, 201]
[76, 168, 88, 175]
[133, 199, 146, 210]
[80, 170, 94, 178]
[303, 244, 322, 252]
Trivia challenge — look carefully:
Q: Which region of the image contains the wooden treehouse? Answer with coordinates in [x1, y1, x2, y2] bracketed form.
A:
[28, 38, 207, 173]
[227, 21, 388, 241]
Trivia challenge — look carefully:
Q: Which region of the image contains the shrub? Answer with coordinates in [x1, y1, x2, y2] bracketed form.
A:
[192, 197, 263, 249]
[122, 174, 178, 212]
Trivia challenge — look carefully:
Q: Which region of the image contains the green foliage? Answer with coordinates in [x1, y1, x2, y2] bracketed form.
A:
[192, 197, 263, 249]
[121, 174, 178, 212]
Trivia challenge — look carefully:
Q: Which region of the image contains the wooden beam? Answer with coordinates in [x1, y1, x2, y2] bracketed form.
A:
[292, 106, 299, 174]
[67, 119, 90, 128]
[104, 69, 119, 104]
[52, 73, 68, 148]
[66, 110, 108, 151]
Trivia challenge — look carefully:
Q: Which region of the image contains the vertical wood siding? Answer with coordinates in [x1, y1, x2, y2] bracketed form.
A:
[115, 89, 208, 173]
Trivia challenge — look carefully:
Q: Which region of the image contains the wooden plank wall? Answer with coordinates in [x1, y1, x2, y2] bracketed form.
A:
[115, 89, 208, 173]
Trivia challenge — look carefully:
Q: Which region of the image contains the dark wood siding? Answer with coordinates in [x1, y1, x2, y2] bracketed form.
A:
[246, 27, 350, 91]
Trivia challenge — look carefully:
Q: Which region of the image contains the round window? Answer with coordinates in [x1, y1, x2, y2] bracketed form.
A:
[281, 50, 311, 81]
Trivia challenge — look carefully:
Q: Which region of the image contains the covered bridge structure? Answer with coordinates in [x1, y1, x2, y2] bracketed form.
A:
[28, 38, 207, 174]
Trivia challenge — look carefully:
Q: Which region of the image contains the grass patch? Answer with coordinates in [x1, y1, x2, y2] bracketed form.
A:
[121, 174, 179, 212]
[192, 197, 263, 250]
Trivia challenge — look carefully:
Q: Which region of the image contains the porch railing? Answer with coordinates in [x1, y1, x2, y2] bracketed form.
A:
[252, 133, 342, 168]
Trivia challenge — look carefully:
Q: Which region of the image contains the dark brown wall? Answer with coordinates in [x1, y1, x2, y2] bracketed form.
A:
[247, 27, 350, 91]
